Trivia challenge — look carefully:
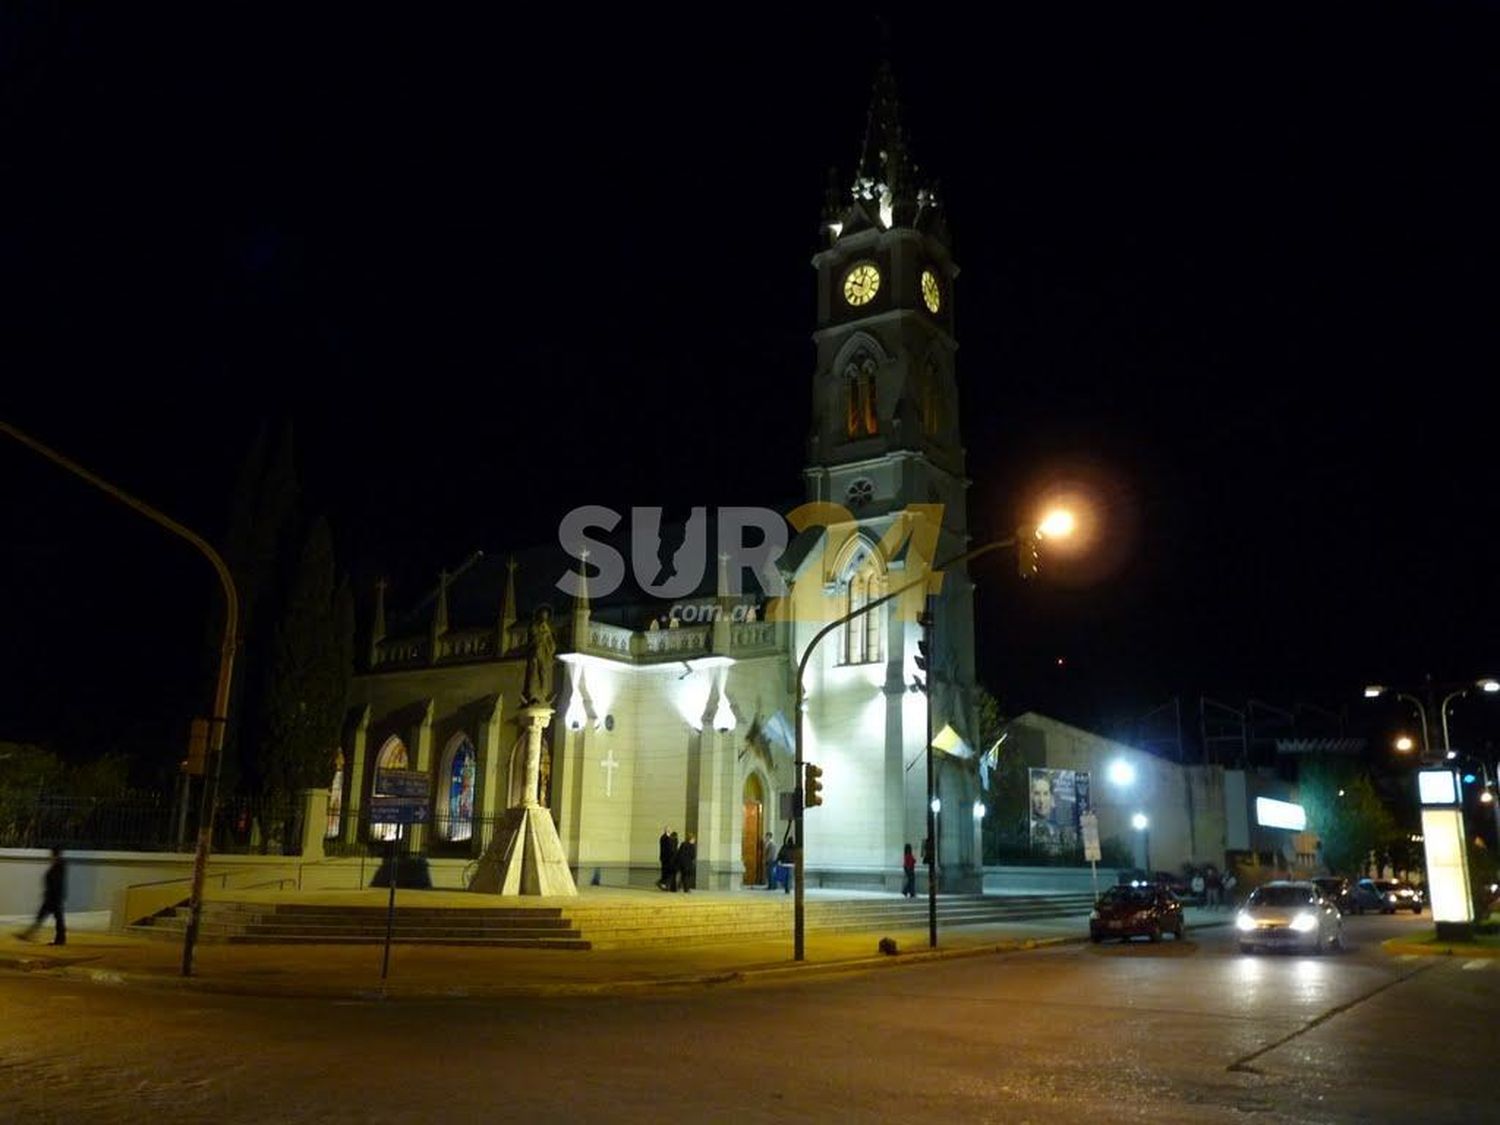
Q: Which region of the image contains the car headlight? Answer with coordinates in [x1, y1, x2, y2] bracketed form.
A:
[1386, 894, 1398, 903]
[1290, 913, 1319, 933]
[1235, 912, 1257, 932]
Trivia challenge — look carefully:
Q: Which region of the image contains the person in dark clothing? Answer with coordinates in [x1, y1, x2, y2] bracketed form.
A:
[676, 834, 697, 893]
[902, 842, 917, 898]
[657, 827, 674, 890]
[773, 835, 794, 893]
[764, 831, 777, 890]
[665, 831, 680, 891]
[20, 847, 66, 945]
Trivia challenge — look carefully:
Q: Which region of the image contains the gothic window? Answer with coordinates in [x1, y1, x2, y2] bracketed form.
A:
[439, 735, 477, 842]
[846, 478, 875, 510]
[840, 542, 886, 665]
[370, 736, 409, 842]
[325, 750, 344, 839]
[844, 357, 880, 438]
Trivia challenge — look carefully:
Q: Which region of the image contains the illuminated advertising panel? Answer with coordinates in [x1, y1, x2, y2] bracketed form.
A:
[1255, 797, 1307, 831]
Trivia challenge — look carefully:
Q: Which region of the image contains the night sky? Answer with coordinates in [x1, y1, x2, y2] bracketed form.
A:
[4, 4, 1498, 776]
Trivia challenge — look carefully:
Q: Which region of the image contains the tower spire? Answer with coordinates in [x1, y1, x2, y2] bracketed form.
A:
[370, 577, 387, 667]
[430, 569, 449, 663]
[499, 556, 518, 655]
[571, 549, 591, 648]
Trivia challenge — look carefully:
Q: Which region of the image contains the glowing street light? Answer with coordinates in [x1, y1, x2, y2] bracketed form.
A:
[1394, 736, 1415, 753]
[1108, 759, 1137, 787]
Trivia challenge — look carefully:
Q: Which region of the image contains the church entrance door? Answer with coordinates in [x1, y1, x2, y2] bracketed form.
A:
[741, 775, 765, 885]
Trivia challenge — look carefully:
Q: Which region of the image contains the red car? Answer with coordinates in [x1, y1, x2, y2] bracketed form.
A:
[1089, 883, 1186, 943]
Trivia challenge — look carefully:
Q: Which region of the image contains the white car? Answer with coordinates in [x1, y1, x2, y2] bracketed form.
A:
[1236, 880, 1344, 954]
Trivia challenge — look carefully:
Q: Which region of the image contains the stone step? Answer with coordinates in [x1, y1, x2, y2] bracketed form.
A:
[130, 892, 1095, 948]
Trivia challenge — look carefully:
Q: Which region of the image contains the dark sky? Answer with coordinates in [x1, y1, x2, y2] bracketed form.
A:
[3, 4, 1498, 772]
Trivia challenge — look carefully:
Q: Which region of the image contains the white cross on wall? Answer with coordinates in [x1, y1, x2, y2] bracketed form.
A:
[600, 747, 620, 798]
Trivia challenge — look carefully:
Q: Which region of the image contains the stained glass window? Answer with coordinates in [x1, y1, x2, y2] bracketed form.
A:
[445, 737, 476, 842]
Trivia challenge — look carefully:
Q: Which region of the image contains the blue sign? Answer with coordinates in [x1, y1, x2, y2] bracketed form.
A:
[370, 796, 432, 825]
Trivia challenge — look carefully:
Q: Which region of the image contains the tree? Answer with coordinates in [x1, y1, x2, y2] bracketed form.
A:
[974, 684, 1029, 863]
[1298, 757, 1399, 876]
[256, 517, 351, 807]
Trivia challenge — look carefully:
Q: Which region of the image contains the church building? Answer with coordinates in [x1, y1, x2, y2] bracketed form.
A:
[334, 64, 985, 892]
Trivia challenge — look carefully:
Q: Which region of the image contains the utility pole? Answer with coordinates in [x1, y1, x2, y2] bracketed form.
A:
[0, 421, 239, 978]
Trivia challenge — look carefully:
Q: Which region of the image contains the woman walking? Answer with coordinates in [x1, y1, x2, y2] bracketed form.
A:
[901, 842, 917, 899]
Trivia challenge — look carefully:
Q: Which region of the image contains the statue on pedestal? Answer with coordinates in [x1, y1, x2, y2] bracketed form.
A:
[522, 605, 556, 706]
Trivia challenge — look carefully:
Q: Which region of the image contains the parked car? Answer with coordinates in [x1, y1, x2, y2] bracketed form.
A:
[1236, 881, 1344, 954]
[1090, 883, 1185, 943]
[1349, 878, 1423, 914]
[1311, 876, 1356, 914]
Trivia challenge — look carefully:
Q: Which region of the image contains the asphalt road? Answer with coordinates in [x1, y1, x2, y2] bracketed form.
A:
[0, 910, 1489, 1124]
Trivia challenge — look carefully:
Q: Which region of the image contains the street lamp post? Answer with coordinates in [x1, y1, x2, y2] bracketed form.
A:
[1, 421, 239, 978]
[790, 515, 1073, 961]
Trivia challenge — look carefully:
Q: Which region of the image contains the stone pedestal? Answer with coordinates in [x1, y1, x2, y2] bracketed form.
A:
[467, 705, 577, 897]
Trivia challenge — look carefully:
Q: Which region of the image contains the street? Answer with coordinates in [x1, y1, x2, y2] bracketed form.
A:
[0, 911, 1489, 1123]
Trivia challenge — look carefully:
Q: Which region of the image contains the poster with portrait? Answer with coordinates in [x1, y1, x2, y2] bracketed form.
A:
[1028, 768, 1091, 854]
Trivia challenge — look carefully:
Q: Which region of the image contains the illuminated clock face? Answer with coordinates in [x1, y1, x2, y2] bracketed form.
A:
[842, 263, 881, 307]
[921, 269, 941, 314]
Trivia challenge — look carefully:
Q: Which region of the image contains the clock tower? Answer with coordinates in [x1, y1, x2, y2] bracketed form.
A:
[805, 61, 967, 550]
[798, 62, 979, 863]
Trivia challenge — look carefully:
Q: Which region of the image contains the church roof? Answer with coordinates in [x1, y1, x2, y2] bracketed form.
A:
[381, 506, 802, 640]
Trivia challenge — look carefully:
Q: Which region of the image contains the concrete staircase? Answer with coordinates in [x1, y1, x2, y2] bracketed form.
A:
[573, 892, 1097, 949]
[129, 901, 590, 949]
[129, 892, 1094, 950]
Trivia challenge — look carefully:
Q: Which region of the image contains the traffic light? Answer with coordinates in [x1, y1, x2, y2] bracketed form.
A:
[183, 717, 208, 776]
[804, 762, 824, 808]
[1018, 530, 1041, 579]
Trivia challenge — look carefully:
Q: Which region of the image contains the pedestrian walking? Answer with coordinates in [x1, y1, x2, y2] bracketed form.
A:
[901, 842, 916, 898]
[19, 847, 66, 946]
[676, 834, 697, 893]
[763, 831, 777, 890]
[657, 826, 674, 890]
[1222, 870, 1238, 909]
[774, 834, 794, 893]
[1190, 870, 1205, 906]
[666, 830, 680, 891]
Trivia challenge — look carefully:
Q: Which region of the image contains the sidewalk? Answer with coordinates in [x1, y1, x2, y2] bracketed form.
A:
[0, 907, 1227, 1002]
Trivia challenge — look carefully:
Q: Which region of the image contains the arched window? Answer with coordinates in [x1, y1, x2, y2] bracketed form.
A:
[438, 734, 477, 842]
[370, 736, 409, 842]
[325, 750, 344, 839]
[844, 356, 879, 438]
[840, 540, 885, 665]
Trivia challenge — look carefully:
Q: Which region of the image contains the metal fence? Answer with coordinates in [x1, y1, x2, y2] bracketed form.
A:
[323, 807, 515, 859]
[0, 791, 308, 855]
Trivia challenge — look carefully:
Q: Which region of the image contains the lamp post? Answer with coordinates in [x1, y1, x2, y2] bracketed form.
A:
[790, 511, 1075, 961]
[0, 421, 238, 978]
[1439, 678, 1500, 756]
[1365, 684, 1432, 758]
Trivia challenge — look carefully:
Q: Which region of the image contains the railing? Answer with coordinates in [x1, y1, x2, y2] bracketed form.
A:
[0, 793, 176, 851]
[730, 620, 778, 651]
[643, 625, 709, 656]
[0, 792, 310, 855]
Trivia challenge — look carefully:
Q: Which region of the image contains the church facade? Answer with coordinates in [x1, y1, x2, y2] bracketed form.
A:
[334, 66, 984, 892]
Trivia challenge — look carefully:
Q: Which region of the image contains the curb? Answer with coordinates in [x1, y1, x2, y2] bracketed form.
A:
[2, 919, 1231, 1002]
[1382, 936, 1500, 959]
[2, 933, 1079, 1002]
